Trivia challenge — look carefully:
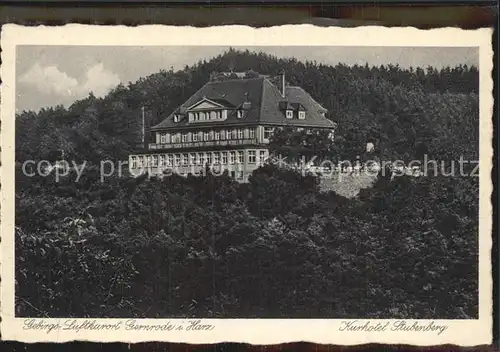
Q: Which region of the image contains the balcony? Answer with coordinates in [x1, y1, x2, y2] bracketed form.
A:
[148, 138, 264, 150]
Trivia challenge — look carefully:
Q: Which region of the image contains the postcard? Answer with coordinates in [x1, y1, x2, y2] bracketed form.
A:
[0, 24, 493, 345]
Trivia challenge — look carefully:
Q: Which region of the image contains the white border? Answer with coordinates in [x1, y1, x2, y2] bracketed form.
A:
[0, 24, 494, 345]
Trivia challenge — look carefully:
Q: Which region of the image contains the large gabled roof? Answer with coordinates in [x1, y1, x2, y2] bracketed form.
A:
[150, 76, 335, 131]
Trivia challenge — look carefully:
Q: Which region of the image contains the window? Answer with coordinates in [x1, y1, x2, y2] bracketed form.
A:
[237, 129, 244, 139]
[167, 155, 173, 166]
[237, 171, 244, 180]
[159, 133, 165, 144]
[188, 112, 194, 121]
[286, 110, 293, 119]
[259, 151, 266, 164]
[231, 130, 237, 139]
[222, 152, 228, 164]
[196, 153, 201, 165]
[174, 114, 181, 122]
[200, 112, 206, 121]
[248, 150, 256, 163]
[220, 130, 226, 140]
[238, 151, 244, 163]
[206, 153, 212, 165]
[237, 110, 243, 118]
[182, 133, 188, 143]
[204, 132, 209, 141]
[172, 133, 181, 143]
[298, 111, 306, 120]
[264, 127, 274, 140]
[192, 132, 198, 142]
[249, 128, 255, 139]
[230, 151, 236, 164]
[131, 156, 137, 168]
[215, 131, 220, 140]
[158, 155, 163, 167]
[182, 154, 188, 166]
[188, 153, 194, 166]
[213, 152, 220, 164]
[145, 155, 151, 167]
[165, 133, 171, 143]
[210, 111, 217, 120]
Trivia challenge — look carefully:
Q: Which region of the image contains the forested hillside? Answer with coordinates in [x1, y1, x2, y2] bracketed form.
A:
[16, 48, 479, 164]
[15, 49, 480, 318]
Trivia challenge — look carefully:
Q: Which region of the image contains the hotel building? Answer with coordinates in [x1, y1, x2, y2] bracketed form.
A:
[129, 72, 336, 182]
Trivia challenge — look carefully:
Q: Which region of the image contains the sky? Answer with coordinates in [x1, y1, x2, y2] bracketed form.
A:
[16, 46, 479, 112]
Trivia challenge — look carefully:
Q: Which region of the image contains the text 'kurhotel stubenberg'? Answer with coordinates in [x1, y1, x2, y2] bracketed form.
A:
[339, 320, 448, 335]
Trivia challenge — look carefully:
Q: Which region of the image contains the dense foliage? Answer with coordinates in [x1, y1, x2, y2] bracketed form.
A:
[16, 48, 479, 164]
[16, 164, 478, 318]
[15, 49, 479, 318]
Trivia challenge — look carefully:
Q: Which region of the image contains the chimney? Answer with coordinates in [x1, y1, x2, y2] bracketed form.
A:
[278, 70, 285, 97]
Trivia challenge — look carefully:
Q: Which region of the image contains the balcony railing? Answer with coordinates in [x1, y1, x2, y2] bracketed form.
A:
[148, 138, 264, 150]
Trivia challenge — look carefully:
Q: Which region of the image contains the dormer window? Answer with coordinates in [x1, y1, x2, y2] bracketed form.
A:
[237, 110, 244, 119]
[174, 114, 181, 123]
[298, 111, 306, 120]
[286, 110, 293, 119]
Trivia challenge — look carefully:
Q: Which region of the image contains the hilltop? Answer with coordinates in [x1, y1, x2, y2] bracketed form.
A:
[16, 48, 479, 167]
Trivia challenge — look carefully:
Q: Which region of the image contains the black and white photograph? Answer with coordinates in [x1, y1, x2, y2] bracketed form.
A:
[0, 25, 493, 345]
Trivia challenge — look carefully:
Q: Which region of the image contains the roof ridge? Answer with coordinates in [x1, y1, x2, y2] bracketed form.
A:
[207, 76, 265, 84]
[259, 78, 275, 123]
[150, 76, 335, 131]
